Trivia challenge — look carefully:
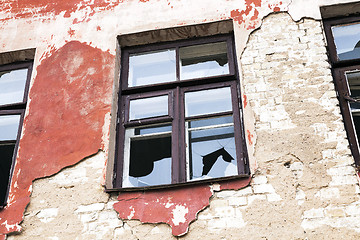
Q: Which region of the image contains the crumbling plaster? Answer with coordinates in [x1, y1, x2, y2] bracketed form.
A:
[1, 0, 360, 239]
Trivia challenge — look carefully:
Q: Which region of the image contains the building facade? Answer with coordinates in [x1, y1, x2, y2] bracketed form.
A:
[1, 0, 360, 239]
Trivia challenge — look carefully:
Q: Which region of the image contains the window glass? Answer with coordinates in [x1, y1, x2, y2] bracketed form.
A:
[185, 87, 232, 117]
[123, 125, 172, 187]
[129, 95, 168, 120]
[346, 71, 360, 140]
[0, 68, 28, 106]
[128, 50, 176, 87]
[180, 42, 229, 80]
[0, 115, 20, 141]
[186, 117, 237, 181]
[332, 22, 360, 61]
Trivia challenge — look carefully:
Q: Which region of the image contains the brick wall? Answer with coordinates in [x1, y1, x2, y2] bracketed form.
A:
[7, 11, 360, 240]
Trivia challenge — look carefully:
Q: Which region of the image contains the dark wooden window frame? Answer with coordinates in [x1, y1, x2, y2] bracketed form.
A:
[323, 13, 360, 167]
[113, 34, 249, 190]
[332, 66, 360, 166]
[323, 15, 360, 68]
[0, 61, 33, 207]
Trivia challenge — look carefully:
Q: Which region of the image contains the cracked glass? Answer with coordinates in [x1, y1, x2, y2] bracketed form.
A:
[123, 124, 172, 187]
[180, 42, 229, 80]
[186, 116, 237, 181]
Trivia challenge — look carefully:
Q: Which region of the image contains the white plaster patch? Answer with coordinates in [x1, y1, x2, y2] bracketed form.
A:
[171, 205, 189, 226]
[296, 189, 306, 205]
[315, 188, 340, 200]
[1, 220, 21, 231]
[128, 206, 135, 220]
[165, 201, 174, 208]
[36, 208, 59, 223]
[101, 112, 111, 153]
[75, 203, 105, 213]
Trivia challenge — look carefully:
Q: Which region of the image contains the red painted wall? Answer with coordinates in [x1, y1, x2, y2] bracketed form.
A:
[0, 0, 286, 237]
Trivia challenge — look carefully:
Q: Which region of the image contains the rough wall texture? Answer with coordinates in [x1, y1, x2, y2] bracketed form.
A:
[4, 11, 360, 239]
[2, 0, 360, 239]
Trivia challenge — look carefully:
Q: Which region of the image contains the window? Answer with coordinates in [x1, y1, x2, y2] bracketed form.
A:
[322, 8, 360, 167]
[113, 34, 249, 189]
[0, 61, 32, 206]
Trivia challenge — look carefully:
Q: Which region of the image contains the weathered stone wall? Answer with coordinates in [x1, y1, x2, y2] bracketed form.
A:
[6, 12, 360, 239]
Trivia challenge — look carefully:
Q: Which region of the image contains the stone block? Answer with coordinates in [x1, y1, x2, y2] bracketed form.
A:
[252, 175, 267, 185]
[75, 203, 105, 213]
[228, 197, 247, 206]
[303, 208, 325, 219]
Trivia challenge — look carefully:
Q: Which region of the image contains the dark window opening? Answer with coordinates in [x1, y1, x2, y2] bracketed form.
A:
[0, 143, 15, 206]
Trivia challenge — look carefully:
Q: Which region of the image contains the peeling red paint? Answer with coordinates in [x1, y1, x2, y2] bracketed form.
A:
[68, 28, 75, 37]
[243, 94, 248, 108]
[218, 177, 251, 191]
[230, 0, 261, 30]
[114, 178, 250, 236]
[115, 184, 212, 236]
[0, 0, 155, 22]
[247, 130, 254, 145]
[0, 41, 114, 235]
[231, 0, 286, 30]
[268, 1, 284, 12]
[0, 234, 4, 240]
[96, 26, 101, 31]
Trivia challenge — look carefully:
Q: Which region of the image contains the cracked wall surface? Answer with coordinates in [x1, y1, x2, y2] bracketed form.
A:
[2, 0, 360, 239]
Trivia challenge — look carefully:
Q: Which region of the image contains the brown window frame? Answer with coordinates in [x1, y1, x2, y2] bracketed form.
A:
[0, 61, 33, 207]
[323, 12, 360, 167]
[323, 15, 360, 67]
[332, 66, 360, 166]
[113, 34, 249, 190]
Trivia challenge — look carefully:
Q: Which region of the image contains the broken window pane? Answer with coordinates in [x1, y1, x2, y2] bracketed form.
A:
[346, 71, 360, 140]
[0, 142, 15, 206]
[128, 50, 176, 87]
[0, 68, 28, 106]
[0, 115, 20, 141]
[123, 124, 172, 187]
[332, 22, 360, 61]
[186, 116, 237, 181]
[129, 95, 168, 120]
[185, 87, 232, 117]
[180, 42, 229, 80]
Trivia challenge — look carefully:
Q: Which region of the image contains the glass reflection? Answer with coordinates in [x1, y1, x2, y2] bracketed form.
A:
[185, 87, 232, 117]
[129, 95, 168, 120]
[187, 118, 237, 181]
[0, 68, 28, 106]
[123, 124, 172, 188]
[346, 71, 360, 141]
[0, 115, 21, 141]
[332, 23, 360, 61]
[128, 50, 176, 87]
[180, 42, 229, 80]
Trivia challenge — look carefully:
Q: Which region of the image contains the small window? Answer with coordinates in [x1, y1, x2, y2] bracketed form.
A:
[323, 9, 360, 166]
[113, 34, 249, 190]
[0, 61, 32, 206]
